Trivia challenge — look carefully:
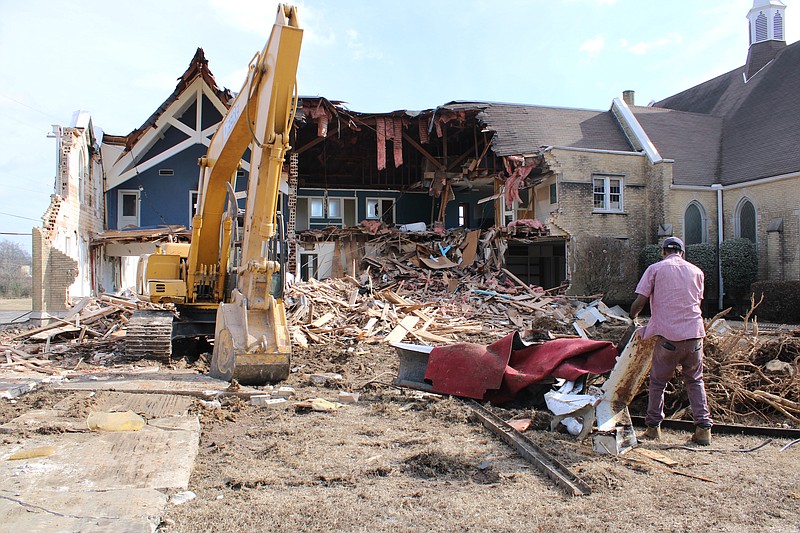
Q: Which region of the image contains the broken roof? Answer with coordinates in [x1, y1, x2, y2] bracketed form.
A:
[442, 102, 633, 157]
[105, 48, 232, 153]
[655, 39, 800, 185]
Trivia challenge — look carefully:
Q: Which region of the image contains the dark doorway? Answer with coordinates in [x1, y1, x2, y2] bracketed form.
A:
[505, 240, 567, 290]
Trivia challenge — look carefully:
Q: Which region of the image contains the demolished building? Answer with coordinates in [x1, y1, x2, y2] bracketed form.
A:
[32, 0, 800, 314]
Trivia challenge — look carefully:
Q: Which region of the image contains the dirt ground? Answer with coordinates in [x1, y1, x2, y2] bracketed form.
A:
[2, 334, 799, 532]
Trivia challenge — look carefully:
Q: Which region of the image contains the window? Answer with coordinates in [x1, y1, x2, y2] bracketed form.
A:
[592, 176, 623, 212]
[458, 203, 469, 227]
[310, 198, 324, 218]
[117, 190, 140, 228]
[774, 12, 784, 40]
[158, 169, 174, 176]
[549, 183, 557, 204]
[736, 198, 757, 243]
[328, 198, 342, 219]
[300, 253, 318, 281]
[684, 202, 706, 245]
[365, 198, 395, 223]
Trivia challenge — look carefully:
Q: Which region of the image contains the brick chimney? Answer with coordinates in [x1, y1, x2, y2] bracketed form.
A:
[622, 90, 635, 106]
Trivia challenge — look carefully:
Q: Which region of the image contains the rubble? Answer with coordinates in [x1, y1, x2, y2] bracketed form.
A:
[0, 293, 168, 377]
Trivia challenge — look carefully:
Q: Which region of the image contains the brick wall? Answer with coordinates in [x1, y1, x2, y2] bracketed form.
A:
[31, 227, 79, 319]
[544, 148, 671, 300]
[722, 177, 800, 281]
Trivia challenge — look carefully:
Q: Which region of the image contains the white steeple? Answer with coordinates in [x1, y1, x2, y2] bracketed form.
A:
[748, 0, 786, 45]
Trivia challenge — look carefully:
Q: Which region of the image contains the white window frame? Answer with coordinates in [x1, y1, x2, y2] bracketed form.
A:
[117, 189, 140, 228]
[592, 175, 624, 213]
[365, 197, 396, 223]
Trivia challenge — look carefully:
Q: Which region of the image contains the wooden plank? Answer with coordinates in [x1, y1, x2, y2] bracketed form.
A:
[311, 312, 335, 328]
[466, 399, 591, 496]
[348, 288, 360, 306]
[459, 230, 480, 269]
[632, 448, 679, 467]
[410, 329, 453, 343]
[383, 316, 420, 344]
[63, 297, 91, 321]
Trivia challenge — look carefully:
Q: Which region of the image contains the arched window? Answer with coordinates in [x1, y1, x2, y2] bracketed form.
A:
[684, 201, 706, 245]
[736, 198, 757, 243]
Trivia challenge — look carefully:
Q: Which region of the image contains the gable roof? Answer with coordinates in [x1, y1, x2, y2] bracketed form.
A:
[107, 48, 233, 153]
[442, 102, 633, 157]
[654, 39, 800, 185]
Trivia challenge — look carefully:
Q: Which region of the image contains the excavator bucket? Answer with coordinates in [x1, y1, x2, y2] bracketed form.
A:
[210, 292, 291, 385]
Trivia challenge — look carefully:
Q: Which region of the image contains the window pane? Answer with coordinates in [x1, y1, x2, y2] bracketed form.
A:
[593, 179, 606, 209]
[310, 198, 324, 218]
[122, 194, 137, 217]
[549, 183, 557, 204]
[685, 204, 703, 244]
[328, 198, 341, 218]
[366, 200, 379, 219]
[740, 201, 756, 242]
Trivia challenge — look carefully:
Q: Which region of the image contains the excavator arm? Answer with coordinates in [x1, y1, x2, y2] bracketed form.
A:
[191, 4, 302, 384]
[189, 4, 301, 306]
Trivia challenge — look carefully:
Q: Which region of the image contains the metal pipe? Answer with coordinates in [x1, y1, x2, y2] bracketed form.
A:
[712, 184, 724, 310]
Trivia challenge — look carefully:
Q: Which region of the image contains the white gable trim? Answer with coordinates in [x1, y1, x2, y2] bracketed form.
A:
[106, 77, 230, 190]
[610, 97, 663, 164]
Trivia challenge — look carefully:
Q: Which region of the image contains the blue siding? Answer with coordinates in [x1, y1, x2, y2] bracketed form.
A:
[201, 95, 223, 130]
[107, 144, 207, 229]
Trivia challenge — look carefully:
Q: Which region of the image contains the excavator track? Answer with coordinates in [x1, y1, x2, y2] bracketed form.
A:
[126, 309, 174, 360]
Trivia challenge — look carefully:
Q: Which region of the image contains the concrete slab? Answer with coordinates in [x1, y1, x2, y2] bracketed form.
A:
[54, 369, 261, 398]
[0, 392, 200, 531]
[0, 371, 65, 399]
[52, 391, 194, 418]
[0, 488, 166, 533]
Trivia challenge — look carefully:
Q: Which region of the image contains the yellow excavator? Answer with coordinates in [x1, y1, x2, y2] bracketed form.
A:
[128, 4, 302, 384]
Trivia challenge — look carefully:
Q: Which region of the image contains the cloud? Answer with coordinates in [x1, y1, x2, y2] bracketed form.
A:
[579, 35, 606, 56]
[623, 33, 683, 56]
[345, 29, 383, 61]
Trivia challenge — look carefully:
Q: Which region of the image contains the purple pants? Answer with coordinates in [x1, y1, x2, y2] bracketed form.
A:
[646, 336, 713, 427]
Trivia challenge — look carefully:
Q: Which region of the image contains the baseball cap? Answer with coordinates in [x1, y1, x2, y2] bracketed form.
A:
[662, 236, 684, 252]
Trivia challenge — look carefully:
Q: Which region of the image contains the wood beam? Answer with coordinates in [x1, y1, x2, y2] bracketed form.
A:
[401, 132, 445, 172]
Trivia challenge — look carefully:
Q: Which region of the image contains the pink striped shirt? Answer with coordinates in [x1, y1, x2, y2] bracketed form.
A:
[635, 254, 705, 341]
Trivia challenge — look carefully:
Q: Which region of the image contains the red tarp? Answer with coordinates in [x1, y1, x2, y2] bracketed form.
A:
[424, 332, 618, 404]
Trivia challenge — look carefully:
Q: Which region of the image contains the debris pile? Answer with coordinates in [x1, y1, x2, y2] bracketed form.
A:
[0, 294, 166, 374]
[689, 318, 800, 424]
[285, 272, 629, 349]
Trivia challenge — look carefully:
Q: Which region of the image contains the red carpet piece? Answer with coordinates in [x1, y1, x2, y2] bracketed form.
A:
[424, 332, 618, 404]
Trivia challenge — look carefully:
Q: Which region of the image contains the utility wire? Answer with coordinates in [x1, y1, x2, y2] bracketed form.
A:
[0, 211, 40, 222]
[0, 92, 63, 122]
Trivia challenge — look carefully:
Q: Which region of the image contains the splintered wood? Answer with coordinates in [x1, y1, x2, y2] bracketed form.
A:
[0, 294, 168, 375]
[284, 271, 602, 349]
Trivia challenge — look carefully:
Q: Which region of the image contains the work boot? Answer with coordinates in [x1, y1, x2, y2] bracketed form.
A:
[640, 425, 661, 440]
[692, 425, 711, 446]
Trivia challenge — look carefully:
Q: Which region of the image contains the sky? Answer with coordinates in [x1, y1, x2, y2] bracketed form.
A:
[1, 0, 798, 252]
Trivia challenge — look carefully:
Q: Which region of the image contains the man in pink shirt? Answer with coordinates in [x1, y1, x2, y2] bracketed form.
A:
[629, 237, 712, 445]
